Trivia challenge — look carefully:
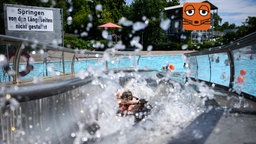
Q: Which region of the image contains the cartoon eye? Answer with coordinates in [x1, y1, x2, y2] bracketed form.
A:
[200, 9, 208, 16]
[185, 9, 195, 16]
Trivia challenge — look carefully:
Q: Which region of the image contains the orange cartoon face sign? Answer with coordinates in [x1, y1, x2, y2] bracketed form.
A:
[183, 2, 211, 30]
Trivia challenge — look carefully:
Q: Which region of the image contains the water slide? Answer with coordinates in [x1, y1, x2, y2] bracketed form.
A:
[1, 70, 256, 144]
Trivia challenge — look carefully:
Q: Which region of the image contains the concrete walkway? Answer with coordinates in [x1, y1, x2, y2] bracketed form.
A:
[31, 50, 195, 62]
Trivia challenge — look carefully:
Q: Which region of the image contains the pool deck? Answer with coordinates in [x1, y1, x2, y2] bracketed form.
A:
[32, 50, 196, 62]
[122, 50, 196, 55]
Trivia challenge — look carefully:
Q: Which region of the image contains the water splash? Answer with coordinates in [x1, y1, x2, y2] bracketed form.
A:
[67, 16, 73, 25]
[95, 4, 102, 12]
[181, 44, 188, 50]
[160, 18, 171, 31]
[0, 54, 7, 67]
[119, 17, 133, 26]
[132, 22, 148, 32]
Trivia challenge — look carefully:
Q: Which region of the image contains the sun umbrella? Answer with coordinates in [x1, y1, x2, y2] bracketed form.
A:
[98, 22, 121, 28]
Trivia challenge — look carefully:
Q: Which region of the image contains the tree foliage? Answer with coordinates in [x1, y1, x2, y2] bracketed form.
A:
[219, 16, 256, 45]
[166, 0, 180, 7]
[1, 0, 255, 50]
[63, 0, 126, 47]
[212, 13, 222, 31]
[241, 16, 256, 35]
[122, 0, 170, 50]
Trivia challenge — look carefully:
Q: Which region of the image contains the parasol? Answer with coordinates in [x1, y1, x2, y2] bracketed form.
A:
[98, 22, 121, 28]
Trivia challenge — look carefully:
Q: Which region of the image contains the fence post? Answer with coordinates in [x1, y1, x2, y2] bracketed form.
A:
[13, 42, 23, 84]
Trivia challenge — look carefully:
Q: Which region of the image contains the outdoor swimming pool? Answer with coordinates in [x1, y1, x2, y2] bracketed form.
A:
[187, 44, 256, 98]
[1, 37, 256, 144]
[0, 54, 186, 80]
[1, 52, 256, 97]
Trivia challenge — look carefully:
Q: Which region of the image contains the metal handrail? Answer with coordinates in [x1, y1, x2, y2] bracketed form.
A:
[184, 31, 256, 100]
[0, 34, 141, 84]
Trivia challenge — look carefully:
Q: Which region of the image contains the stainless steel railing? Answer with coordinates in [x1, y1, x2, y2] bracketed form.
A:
[0, 34, 141, 84]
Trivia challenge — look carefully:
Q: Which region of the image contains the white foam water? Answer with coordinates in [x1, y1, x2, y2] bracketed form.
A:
[70, 71, 210, 144]
[0, 61, 214, 144]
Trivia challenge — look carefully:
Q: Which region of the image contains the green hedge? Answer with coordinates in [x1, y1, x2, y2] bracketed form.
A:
[64, 35, 108, 50]
[152, 42, 181, 50]
[64, 35, 91, 50]
[64, 35, 221, 51]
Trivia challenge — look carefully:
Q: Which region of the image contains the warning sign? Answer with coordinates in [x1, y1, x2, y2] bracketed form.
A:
[6, 6, 54, 31]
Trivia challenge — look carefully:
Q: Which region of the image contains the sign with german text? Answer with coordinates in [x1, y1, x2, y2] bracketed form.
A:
[6, 6, 54, 31]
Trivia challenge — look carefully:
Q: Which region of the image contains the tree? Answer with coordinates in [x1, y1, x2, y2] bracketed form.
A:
[212, 13, 222, 31]
[219, 16, 256, 45]
[166, 0, 180, 7]
[123, 0, 168, 50]
[242, 16, 256, 35]
[65, 0, 125, 40]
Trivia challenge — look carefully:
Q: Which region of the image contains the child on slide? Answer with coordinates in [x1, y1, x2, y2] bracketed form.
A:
[116, 90, 139, 114]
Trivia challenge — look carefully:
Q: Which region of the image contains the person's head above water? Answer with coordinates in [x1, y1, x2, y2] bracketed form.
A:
[121, 90, 133, 100]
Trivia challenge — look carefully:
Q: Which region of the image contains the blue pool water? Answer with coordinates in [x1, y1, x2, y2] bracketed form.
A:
[72, 54, 186, 72]
[139, 55, 186, 72]
[188, 51, 256, 97]
[0, 54, 186, 80]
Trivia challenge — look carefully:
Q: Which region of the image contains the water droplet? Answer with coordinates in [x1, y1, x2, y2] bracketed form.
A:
[181, 44, 188, 50]
[119, 17, 133, 26]
[88, 14, 93, 21]
[68, 6, 73, 13]
[133, 22, 147, 32]
[147, 45, 153, 51]
[40, 0, 48, 3]
[211, 83, 215, 87]
[80, 32, 88, 37]
[71, 132, 76, 137]
[95, 4, 102, 11]
[102, 30, 109, 39]
[180, 34, 187, 40]
[87, 23, 93, 31]
[67, 16, 72, 25]
[0, 54, 7, 67]
[82, 137, 88, 142]
[160, 19, 171, 30]
[174, 21, 179, 28]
